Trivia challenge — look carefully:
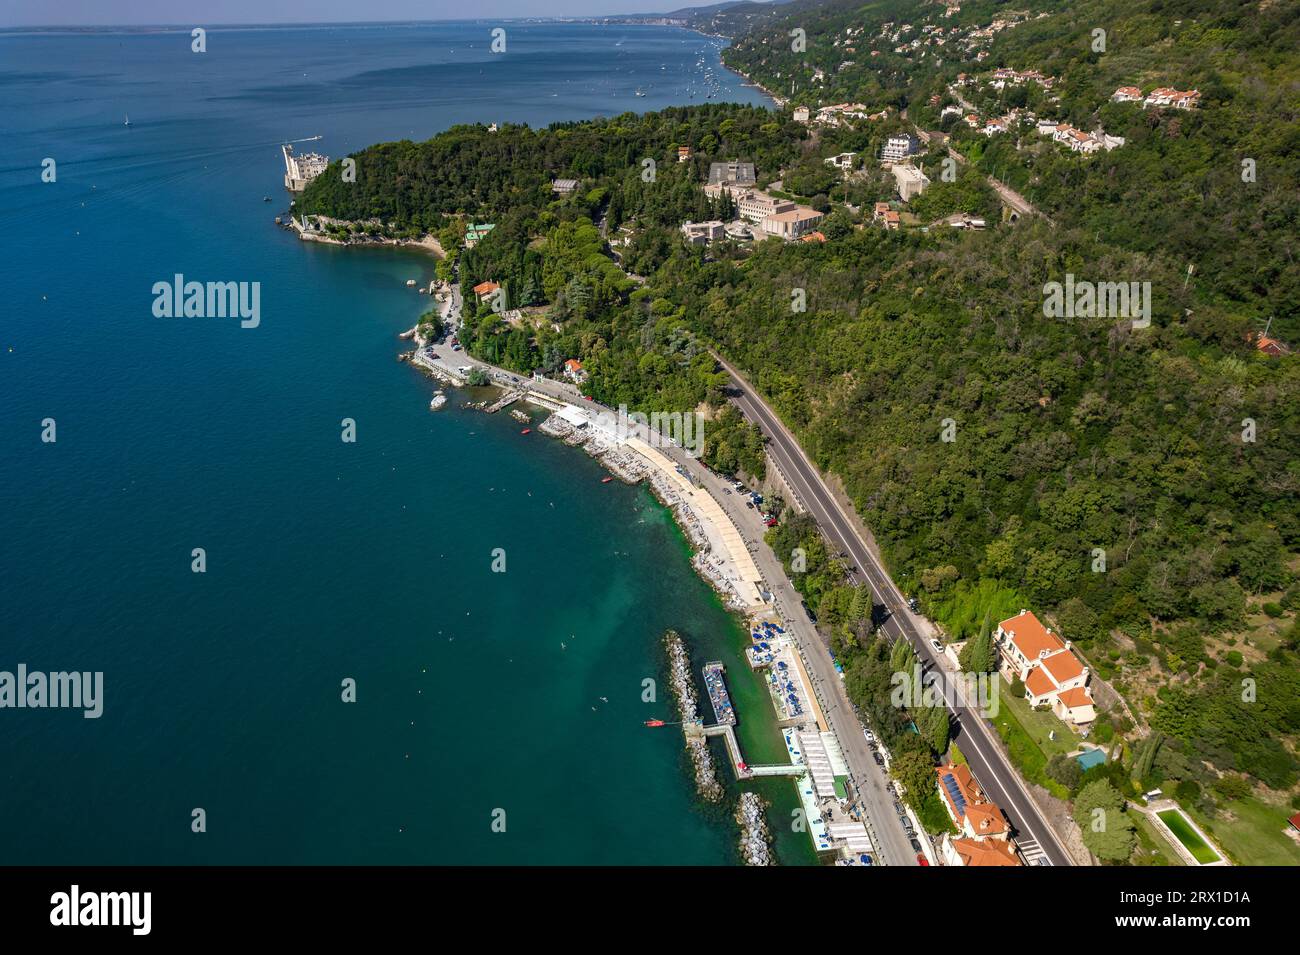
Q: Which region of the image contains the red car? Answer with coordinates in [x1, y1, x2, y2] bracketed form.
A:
[764, 517, 779, 527]
[917, 854, 930, 867]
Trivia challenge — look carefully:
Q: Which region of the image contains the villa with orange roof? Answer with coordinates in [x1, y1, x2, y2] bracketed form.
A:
[996, 610, 1097, 725]
[935, 763, 1022, 866]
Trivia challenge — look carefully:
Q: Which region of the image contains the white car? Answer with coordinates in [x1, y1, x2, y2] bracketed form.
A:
[862, 728, 875, 742]
[930, 639, 944, 654]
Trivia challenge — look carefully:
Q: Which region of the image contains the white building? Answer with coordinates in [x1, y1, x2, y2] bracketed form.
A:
[680, 220, 725, 245]
[760, 206, 824, 240]
[880, 134, 918, 163]
[892, 164, 930, 201]
[282, 144, 329, 192]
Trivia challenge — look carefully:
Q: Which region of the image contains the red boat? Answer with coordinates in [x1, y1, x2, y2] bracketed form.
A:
[520, 428, 531, 435]
[601, 476, 613, 484]
[643, 719, 666, 727]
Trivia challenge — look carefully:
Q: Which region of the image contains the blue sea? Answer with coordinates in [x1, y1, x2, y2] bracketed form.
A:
[0, 21, 813, 865]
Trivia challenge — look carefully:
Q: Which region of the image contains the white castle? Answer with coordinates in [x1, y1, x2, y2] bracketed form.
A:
[282, 143, 329, 192]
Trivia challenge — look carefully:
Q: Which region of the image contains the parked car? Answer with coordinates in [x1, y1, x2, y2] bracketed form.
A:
[909, 838, 923, 853]
[930, 639, 944, 654]
[872, 753, 885, 766]
[745, 501, 754, 509]
[863, 729, 875, 742]
[909, 597, 920, 613]
[764, 517, 779, 528]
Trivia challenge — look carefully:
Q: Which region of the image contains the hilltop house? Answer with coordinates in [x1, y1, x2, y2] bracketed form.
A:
[1144, 87, 1201, 109]
[825, 152, 857, 171]
[551, 178, 579, 195]
[1111, 86, 1142, 102]
[473, 280, 500, 304]
[793, 106, 810, 123]
[996, 610, 1097, 726]
[677, 145, 693, 163]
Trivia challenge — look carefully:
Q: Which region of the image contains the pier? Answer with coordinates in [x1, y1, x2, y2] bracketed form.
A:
[484, 389, 525, 414]
[699, 722, 804, 779]
[703, 661, 736, 726]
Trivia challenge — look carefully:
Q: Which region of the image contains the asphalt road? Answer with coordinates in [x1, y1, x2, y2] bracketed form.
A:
[714, 353, 1075, 867]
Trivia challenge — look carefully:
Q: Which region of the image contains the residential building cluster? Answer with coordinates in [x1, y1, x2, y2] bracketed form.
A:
[692, 161, 824, 242]
[1112, 85, 1201, 109]
[991, 66, 1055, 89]
[1040, 121, 1125, 154]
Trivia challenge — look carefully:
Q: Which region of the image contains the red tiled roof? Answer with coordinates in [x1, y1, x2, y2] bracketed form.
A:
[952, 837, 1021, 866]
[965, 802, 1009, 836]
[473, 281, 499, 295]
[1041, 649, 1084, 684]
[1000, 610, 1065, 660]
[1025, 666, 1056, 698]
[1057, 686, 1094, 709]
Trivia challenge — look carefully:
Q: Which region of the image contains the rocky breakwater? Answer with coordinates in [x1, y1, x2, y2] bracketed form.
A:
[735, 791, 774, 865]
[663, 630, 724, 804]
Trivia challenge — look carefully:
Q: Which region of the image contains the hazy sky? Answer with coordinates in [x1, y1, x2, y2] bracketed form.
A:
[2, 0, 730, 28]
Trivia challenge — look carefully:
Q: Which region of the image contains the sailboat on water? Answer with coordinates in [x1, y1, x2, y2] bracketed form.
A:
[123, 114, 131, 127]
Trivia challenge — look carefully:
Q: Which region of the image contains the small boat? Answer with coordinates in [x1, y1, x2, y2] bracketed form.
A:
[123, 114, 131, 127]
[643, 719, 666, 727]
[601, 476, 613, 484]
[405, 279, 416, 287]
[262, 196, 271, 202]
[520, 428, 531, 435]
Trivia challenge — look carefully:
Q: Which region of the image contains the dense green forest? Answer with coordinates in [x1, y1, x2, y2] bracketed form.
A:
[299, 0, 1300, 853]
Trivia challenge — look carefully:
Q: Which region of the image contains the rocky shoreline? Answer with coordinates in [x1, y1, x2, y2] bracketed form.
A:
[283, 214, 445, 257]
[663, 630, 725, 804]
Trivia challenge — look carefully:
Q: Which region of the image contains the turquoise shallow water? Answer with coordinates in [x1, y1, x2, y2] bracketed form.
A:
[0, 22, 812, 865]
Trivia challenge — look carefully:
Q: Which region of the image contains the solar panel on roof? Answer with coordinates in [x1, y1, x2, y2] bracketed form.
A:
[942, 773, 967, 816]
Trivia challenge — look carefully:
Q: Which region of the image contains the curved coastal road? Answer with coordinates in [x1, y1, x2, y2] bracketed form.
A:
[715, 353, 1075, 867]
